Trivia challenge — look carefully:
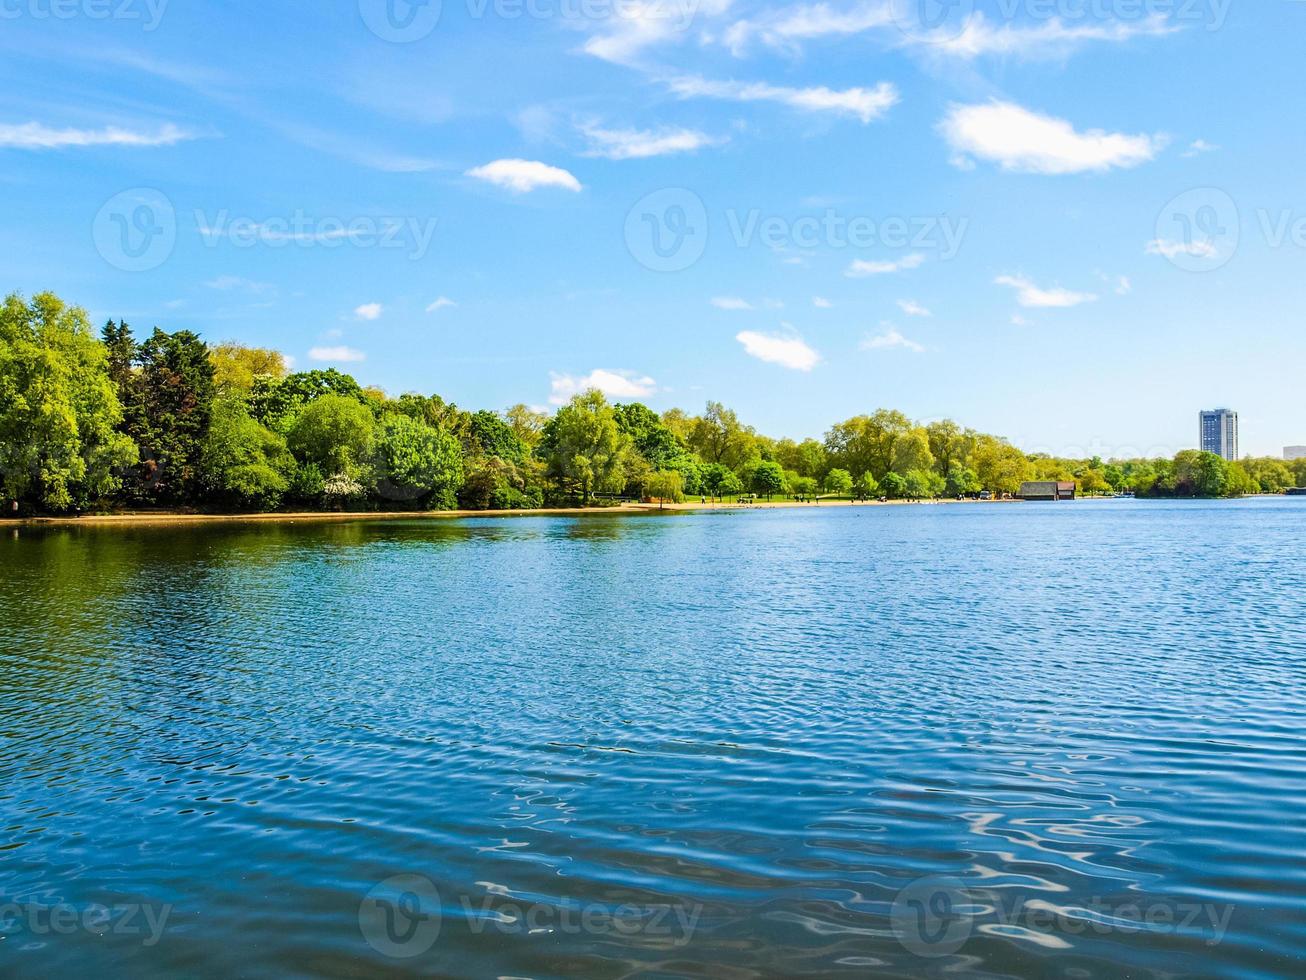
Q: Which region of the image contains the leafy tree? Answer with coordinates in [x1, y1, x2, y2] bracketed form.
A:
[891, 427, 935, 475]
[542, 390, 631, 504]
[505, 404, 548, 450]
[468, 410, 527, 466]
[750, 460, 785, 499]
[945, 463, 981, 497]
[202, 395, 294, 510]
[690, 401, 755, 469]
[250, 368, 364, 434]
[970, 436, 1032, 495]
[373, 413, 465, 508]
[903, 468, 945, 499]
[825, 409, 912, 481]
[701, 462, 733, 500]
[854, 472, 881, 500]
[210, 342, 288, 395]
[124, 328, 216, 502]
[0, 293, 137, 510]
[881, 471, 907, 498]
[822, 468, 853, 496]
[288, 393, 376, 481]
[1242, 457, 1293, 493]
[645, 470, 685, 508]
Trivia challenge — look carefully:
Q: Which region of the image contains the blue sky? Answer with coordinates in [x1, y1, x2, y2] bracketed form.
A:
[1, 0, 1303, 457]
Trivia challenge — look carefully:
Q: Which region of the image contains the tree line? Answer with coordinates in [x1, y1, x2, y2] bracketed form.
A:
[2, 292, 1301, 515]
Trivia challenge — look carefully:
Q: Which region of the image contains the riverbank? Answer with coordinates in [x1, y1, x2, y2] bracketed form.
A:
[5, 497, 1024, 528]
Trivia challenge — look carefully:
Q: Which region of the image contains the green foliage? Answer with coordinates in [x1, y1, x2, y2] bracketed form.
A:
[903, 468, 945, 499]
[542, 390, 632, 503]
[822, 468, 853, 496]
[129, 327, 216, 502]
[250, 368, 364, 434]
[0, 293, 136, 510]
[373, 413, 464, 509]
[210, 342, 287, 395]
[288, 393, 376, 480]
[749, 460, 785, 499]
[202, 396, 294, 510]
[645, 470, 685, 506]
[881, 472, 907, 498]
[468, 410, 527, 466]
[854, 472, 881, 500]
[945, 463, 981, 497]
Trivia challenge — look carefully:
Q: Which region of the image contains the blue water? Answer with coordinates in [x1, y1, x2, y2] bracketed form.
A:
[2, 499, 1305, 977]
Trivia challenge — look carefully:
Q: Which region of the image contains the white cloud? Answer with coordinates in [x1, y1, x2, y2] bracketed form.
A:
[919, 12, 1178, 60]
[897, 299, 932, 317]
[1115, 276, 1132, 295]
[582, 0, 732, 65]
[669, 76, 898, 124]
[309, 346, 366, 363]
[846, 254, 925, 277]
[722, 3, 895, 56]
[465, 158, 582, 193]
[736, 330, 820, 371]
[0, 121, 195, 149]
[861, 327, 925, 353]
[426, 297, 457, 313]
[354, 303, 383, 321]
[940, 101, 1161, 174]
[579, 122, 722, 160]
[711, 296, 754, 310]
[995, 274, 1097, 308]
[549, 369, 658, 404]
[1182, 138, 1219, 158]
[813, 296, 833, 308]
[1011, 314, 1031, 327]
[1146, 238, 1218, 259]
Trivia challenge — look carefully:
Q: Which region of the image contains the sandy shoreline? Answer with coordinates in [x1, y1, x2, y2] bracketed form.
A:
[4, 497, 1017, 528]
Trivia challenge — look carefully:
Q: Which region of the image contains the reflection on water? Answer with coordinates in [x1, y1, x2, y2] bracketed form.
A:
[2, 500, 1305, 977]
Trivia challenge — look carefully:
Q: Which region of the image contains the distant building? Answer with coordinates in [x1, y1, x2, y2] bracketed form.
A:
[1285, 446, 1306, 461]
[1199, 409, 1239, 461]
[1019, 481, 1076, 501]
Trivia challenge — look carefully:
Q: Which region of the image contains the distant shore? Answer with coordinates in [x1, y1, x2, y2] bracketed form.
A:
[5, 497, 1029, 528]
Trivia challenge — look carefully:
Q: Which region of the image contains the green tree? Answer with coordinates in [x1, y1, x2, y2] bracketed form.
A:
[0, 292, 136, 511]
[202, 395, 294, 510]
[542, 390, 632, 504]
[750, 460, 785, 499]
[945, 463, 981, 497]
[374, 413, 465, 509]
[822, 468, 853, 497]
[131, 328, 216, 502]
[209, 342, 288, 396]
[288, 393, 376, 481]
[645, 470, 685, 508]
[881, 471, 907, 498]
[250, 368, 364, 434]
[825, 409, 912, 481]
[854, 472, 881, 500]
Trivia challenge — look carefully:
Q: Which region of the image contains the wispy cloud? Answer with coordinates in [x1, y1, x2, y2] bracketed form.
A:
[669, 76, 899, 123]
[721, 3, 895, 56]
[861, 326, 925, 353]
[426, 297, 457, 313]
[995, 274, 1097, 308]
[309, 346, 366, 363]
[736, 329, 820, 371]
[465, 158, 582, 193]
[1146, 238, 1218, 259]
[0, 121, 196, 149]
[550, 368, 658, 404]
[711, 296, 754, 310]
[813, 296, 833, 308]
[354, 303, 383, 321]
[846, 254, 925, 277]
[918, 12, 1179, 60]
[941, 101, 1161, 174]
[897, 299, 932, 317]
[582, 0, 732, 65]
[1182, 138, 1219, 157]
[579, 122, 723, 159]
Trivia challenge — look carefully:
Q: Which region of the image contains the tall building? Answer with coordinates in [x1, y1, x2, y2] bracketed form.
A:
[1286, 446, 1306, 461]
[1199, 409, 1239, 461]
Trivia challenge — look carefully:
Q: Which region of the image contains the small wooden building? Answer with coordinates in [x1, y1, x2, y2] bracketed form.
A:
[1019, 481, 1076, 501]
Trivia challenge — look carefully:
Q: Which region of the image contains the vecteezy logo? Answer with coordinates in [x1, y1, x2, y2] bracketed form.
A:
[890, 0, 975, 45]
[890, 876, 974, 958]
[1152, 187, 1240, 273]
[624, 188, 709, 273]
[358, 874, 443, 959]
[359, 0, 442, 42]
[93, 188, 177, 272]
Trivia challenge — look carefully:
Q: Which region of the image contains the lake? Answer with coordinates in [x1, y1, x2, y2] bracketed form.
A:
[2, 499, 1305, 977]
